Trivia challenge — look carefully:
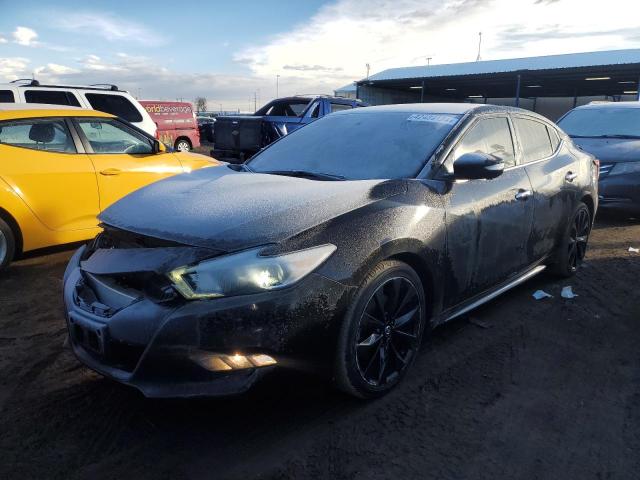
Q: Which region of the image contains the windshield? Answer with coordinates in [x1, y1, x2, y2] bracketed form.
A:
[558, 107, 640, 138]
[247, 111, 461, 180]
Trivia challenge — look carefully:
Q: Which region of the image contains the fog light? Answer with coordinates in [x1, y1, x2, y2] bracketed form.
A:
[190, 351, 277, 371]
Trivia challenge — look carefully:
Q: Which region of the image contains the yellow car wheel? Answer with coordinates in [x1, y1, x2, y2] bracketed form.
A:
[0, 217, 15, 270]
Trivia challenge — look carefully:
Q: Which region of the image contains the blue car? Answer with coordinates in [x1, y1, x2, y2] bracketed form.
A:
[558, 102, 640, 214]
[213, 95, 366, 162]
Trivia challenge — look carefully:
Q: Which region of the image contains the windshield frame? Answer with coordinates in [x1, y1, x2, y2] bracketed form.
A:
[246, 110, 463, 181]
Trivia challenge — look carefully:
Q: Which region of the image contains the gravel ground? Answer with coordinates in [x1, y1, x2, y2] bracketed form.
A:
[1, 214, 639, 480]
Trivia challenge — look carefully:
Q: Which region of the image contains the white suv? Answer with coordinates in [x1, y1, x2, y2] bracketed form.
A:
[0, 80, 157, 136]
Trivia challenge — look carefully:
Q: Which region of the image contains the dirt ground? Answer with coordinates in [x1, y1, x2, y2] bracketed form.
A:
[1, 214, 639, 480]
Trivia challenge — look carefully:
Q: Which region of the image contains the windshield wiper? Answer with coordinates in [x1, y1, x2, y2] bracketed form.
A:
[259, 170, 346, 181]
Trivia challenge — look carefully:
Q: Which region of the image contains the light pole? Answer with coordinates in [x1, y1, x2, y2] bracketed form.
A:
[276, 75, 280, 97]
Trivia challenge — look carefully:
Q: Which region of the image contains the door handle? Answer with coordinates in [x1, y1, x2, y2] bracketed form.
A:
[565, 171, 577, 182]
[100, 168, 122, 176]
[515, 189, 532, 201]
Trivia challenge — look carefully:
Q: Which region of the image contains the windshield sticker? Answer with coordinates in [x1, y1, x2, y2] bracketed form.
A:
[407, 114, 459, 125]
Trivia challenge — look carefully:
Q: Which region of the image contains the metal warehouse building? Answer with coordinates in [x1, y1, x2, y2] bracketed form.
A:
[351, 49, 640, 120]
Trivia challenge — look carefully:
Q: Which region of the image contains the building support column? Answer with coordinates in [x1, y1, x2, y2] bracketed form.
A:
[573, 88, 578, 108]
[420, 79, 425, 102]
[515, 74, 521, 107]
[637, 76, 640, 101]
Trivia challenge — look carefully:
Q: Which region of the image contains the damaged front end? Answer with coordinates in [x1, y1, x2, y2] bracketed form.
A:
[62, 226, 350, 398]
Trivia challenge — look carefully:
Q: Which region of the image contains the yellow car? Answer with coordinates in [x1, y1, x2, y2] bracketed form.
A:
[0, 104, 220, 270]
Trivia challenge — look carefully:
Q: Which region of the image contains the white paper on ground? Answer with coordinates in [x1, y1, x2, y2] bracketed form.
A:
[561, 286, 578, 299]
[629, 247, 639, 253]
[532, 290, 553, 300]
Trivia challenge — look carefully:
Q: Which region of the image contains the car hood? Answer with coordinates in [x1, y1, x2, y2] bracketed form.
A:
[100, 166, 405, 251]
[572, 137, 640, 163]
[172, 151, 222, 171]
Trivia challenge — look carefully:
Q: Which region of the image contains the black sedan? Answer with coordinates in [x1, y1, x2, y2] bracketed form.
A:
[557, 102, 640, 214]
[62, 104, 598, 399]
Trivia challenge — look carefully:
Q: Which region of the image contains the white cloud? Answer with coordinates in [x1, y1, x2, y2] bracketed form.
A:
[56, 13, 165, 46]
[0, 57, 31, 80]
[235, 0, 640, 85]
[34, 63, 80, 76]
[0, 36, 7, 44]
[12, 26, 39, 46]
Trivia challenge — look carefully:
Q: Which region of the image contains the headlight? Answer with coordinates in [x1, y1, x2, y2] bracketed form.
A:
[610, 161, 640, 175]
[168, 244, 336, 299]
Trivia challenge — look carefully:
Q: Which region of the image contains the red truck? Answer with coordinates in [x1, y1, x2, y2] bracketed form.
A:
[139, 101, 200, 152]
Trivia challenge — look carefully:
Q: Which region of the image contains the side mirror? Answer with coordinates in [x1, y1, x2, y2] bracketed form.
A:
[453, 152, 504, 180]
[154, 140, 167, 154]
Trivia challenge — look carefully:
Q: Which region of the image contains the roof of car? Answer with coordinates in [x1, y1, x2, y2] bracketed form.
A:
[335, 103, 533, 115]
[571, 101, 640, 110]
[0, 103, 113, 121]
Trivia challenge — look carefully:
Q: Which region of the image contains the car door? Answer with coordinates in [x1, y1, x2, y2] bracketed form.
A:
[0, 117, 99, 231]
[73, 117, 183, 211]
[439, 115, 535, 307]
[512, 115, 577, 261]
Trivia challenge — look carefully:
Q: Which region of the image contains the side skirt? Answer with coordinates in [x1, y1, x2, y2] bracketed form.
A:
[440, 264, 547, 324]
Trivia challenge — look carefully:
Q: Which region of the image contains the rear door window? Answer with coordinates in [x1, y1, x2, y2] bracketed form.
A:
[513, 117, 553, 162]
[0, 90, 15, 103]
[548, 127, 560, 151]
[85, 94, 143, 123]
[24, 90, 81, 107]
[0, 118, 76, 152]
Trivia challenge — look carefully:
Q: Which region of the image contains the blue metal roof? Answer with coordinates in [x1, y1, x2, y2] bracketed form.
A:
[365, 49, 640, 82]
[335, 82, 357, 93]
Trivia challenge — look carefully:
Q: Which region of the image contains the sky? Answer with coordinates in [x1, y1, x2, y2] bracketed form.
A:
[1, 0, 640, 111]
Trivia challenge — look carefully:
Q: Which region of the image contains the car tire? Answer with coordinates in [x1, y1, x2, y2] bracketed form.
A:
[549, 202, 591, 278]
[0, 217, 16, 271]
[334, 260, 426, 399]
[175, 138, 191, 152]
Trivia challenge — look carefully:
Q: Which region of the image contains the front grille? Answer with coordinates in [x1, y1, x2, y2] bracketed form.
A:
[599, 162, 615, 177]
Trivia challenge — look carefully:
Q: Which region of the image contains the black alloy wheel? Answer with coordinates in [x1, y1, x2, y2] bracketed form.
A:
[550, 202, 591, 278]
[335, 260, 426, 398]
[356, 277, 421, 387]
[568, 207, 590, 273]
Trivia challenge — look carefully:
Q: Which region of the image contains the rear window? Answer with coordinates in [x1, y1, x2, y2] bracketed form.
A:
[0, 90, 15, 103]
[260, 100, 310, 117]
[513, 118, 553, 163]
[330, 103, 352, 113]
[24, 90, 81, 107]
[85, 93, 143, 123]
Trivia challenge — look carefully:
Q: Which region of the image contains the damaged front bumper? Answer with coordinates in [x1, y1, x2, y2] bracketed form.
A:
[62, 244, 350, 398]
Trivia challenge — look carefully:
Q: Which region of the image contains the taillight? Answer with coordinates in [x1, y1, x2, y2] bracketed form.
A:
[154, 122, 159, 139]
[593, 158, 600, 182]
